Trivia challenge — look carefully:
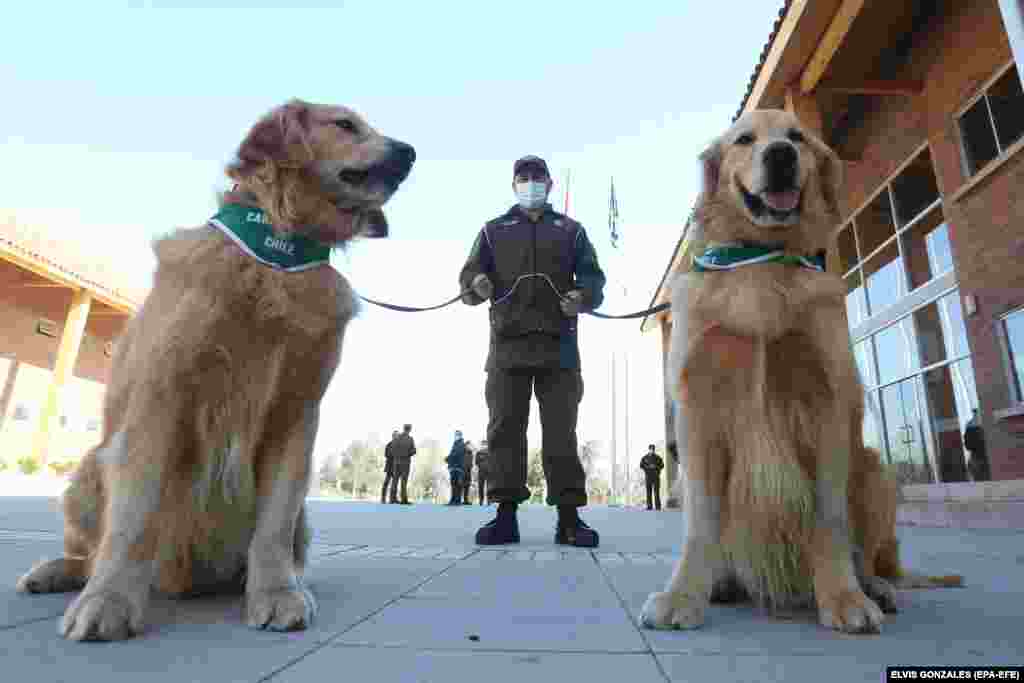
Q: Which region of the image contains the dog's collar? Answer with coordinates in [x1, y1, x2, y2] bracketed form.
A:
[208, 203, 332, 272]
[692, 242, 824, 273]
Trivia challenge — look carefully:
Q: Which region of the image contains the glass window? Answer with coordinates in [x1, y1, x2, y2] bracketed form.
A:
[988, 66, 1024, 151]
[856, 192, 897, 258]
[938, 291, 970, 359]
[863, 240, 905, 316]
[874, 318, 917, 386]
[881, 378, 933, 484]
[845, 270, 867, 329]
[863, 389, 885, 455]
[913, 302, 948, 368]
[951, 358, 980, 425]
[890, 148, 940, 227]
[901, 208, 952, 290]
[959, 96, 999, 175]
[837, 224, 859, 274]
[1004, 308, 1024, 401]
[855, 339, 877, 388]
[921, 364, 969, 482]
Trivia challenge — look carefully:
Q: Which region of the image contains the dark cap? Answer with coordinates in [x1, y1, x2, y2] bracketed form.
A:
[513, 155, 550, 178]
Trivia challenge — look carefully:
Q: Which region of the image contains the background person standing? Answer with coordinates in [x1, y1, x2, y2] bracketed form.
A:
[380, 430, 399, 504]
[389, 423, 416, 504]
[639, 444, 664, 511]
[475, 440, 491, 505]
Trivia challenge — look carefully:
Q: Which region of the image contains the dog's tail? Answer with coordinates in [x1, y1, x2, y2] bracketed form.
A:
[875, 538, 964, 589]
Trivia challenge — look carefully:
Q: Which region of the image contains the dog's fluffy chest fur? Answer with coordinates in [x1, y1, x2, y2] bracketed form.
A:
[686, 265, 842, 342]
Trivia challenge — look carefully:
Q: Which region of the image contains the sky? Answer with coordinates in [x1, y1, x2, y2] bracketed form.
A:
[0, 1, 782, 490]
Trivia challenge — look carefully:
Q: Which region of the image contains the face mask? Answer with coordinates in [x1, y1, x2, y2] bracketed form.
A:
[515, 181, 548, 209]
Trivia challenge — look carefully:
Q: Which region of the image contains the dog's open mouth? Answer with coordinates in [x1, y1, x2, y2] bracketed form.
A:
[738, 180, 802, 223]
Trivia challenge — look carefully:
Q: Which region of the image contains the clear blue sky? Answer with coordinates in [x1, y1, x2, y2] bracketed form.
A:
[1, 1, 782, 482]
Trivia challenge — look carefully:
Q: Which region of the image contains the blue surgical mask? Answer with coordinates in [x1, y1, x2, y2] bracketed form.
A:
[515, 181, 548, 209]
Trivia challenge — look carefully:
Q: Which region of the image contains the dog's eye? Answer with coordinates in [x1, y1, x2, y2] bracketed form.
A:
[334, 119, 357, 133]
[787, 129, 806, 143]
[735, 133, 755, 145]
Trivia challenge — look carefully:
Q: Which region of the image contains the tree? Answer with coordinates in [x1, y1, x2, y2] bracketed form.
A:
[526, 447, 545, 504]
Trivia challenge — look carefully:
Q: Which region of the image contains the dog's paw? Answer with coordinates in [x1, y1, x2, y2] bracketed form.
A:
[17, 558, 87, 594]
[60, 590, 144, 641]
[246, 585, 317, 632]
[817, 589, 885, 634]
[640, 591, 707, 630]
[861, 576, 898, 614]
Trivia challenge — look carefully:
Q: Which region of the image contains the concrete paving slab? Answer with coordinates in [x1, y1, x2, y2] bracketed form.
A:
[274, 646, 668, 683]
[0, 538, 75, 629]
[0, 552, 453, 683]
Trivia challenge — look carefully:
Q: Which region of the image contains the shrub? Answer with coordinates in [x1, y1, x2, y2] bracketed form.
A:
[48, 461, 78, 477]
[17, 456, 41, 475]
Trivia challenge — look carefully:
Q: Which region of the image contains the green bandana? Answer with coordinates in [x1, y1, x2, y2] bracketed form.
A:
[209, 203, 332, 272]
[692, 243, 825, 273]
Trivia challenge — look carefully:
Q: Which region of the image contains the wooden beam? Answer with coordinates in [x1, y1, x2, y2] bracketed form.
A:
[785, 86, 825, 138]
[745, 0, 816, 114]
[31, 289, 92, 465]
[817, 79, 925, 96]
[800, 0, 868, 94]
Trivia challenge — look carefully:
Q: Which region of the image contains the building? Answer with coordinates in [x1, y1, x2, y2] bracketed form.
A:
[0, 215, 144, 471]
[644, 0, 1024, 522]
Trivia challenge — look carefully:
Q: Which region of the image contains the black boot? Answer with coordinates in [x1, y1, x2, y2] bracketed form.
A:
[555, 505, 599, 548]
[475, 502, 520, 545]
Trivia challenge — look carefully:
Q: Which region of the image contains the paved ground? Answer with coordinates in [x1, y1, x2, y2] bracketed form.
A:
[0, 494, 1021, 682]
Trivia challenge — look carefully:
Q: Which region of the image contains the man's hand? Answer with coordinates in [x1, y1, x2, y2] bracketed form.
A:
[471, 274, 493, 300]
[560, 290, 584, 317]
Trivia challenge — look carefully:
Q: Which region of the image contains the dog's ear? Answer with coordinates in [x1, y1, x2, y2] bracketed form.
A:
[228, 99, 315, 180]
[698, 139, 723, 199]
[813, 137, 843, 218]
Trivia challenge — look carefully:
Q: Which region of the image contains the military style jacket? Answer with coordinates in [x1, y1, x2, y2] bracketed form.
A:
[459, 204, 606, 370]
[390, 433, 416, 463]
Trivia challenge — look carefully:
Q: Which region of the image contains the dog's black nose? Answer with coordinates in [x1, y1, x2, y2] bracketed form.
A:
[763, 142, 798, 190]
[390, 140, 416, 167]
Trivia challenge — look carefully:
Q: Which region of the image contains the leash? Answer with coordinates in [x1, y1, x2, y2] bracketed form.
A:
[357, 273, 671, 320]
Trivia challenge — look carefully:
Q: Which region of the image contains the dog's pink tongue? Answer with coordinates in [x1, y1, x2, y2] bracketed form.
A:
[762, 190, 800, 211]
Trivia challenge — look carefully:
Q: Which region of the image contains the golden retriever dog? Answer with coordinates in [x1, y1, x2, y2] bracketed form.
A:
[16, 99, 415, 641]
[641, 109, 959, 635]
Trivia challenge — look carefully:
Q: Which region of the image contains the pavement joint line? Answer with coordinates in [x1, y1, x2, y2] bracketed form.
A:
[589, 550, 673, 683]
[0, 613, 65, 633]
[327, 642, 654, 655]
[257, 550, 478, 682]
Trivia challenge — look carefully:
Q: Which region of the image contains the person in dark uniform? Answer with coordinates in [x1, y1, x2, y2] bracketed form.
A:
[462, 441, 475, 505]
[475, 440, 491, 505]
[389, 423, 416, 504]
[964, 409, 991, 482]
[446, 430, 467, 505]
[459, 154, 607, 548]
[380, 430, 399, 504]
[639, 444, 665, 510]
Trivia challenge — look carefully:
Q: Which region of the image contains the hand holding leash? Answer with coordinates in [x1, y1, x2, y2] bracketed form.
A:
[560, 289, 584, 317]
[471, 274, 494, 300]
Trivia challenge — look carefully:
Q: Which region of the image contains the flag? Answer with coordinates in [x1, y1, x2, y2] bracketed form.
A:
[609, 177, 620, 249]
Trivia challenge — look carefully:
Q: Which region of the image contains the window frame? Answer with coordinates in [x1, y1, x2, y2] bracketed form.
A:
[956, 60, 1021, 178]
[997, 306, 1024, 406]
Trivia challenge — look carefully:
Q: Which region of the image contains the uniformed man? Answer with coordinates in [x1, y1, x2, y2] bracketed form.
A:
[389, 423, 416, 504]
[639, 444, 665, 511]
[475, 440, 491, 505]
[459, 154, 607, 547]
[446, 430, 467, 505]
[380, 430, 399, 504]
[462, 441, 475, 505]
[964, 409, 991, 482]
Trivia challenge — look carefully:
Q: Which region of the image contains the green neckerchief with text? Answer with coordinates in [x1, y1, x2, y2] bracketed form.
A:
[692, 243, 825, 273]
[209, 203, 332, 272]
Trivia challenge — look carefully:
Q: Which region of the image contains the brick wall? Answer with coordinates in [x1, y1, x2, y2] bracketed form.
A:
[829, 0, 1024, 481]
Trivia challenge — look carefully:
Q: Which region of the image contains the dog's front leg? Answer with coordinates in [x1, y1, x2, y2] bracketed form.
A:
[809, 309, 884, 634]
[245, 409, 318, 632]
[641, 471, 724, 630]
[60, 430, 163, 641]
